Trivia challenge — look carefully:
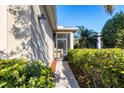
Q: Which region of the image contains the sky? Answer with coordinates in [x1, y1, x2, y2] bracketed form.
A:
[57, 5, 124, 32]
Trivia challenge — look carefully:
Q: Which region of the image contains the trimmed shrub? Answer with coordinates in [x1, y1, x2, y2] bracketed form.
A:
[68, 48, 124, 87]
[0, 59, 55, 88]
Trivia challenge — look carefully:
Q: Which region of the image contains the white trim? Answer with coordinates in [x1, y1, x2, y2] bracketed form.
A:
[56, 33, 68, 55]
[56, 32, 72, 34]
[57, 26, 78, 30]
[70, 32, 74, 49]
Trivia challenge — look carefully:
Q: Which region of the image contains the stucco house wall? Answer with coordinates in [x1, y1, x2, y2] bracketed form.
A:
[7, 6, 31, 57]
[0, 6, 7, 51]
[0, 5, 54, 66]
[30, 5, 54, 66]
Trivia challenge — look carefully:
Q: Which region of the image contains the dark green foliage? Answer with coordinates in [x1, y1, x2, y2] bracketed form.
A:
[102, 11, 124, 48]
[0, 59, 55, 88]
[74, 26, 98, 48]
[68, 49, 124, 87]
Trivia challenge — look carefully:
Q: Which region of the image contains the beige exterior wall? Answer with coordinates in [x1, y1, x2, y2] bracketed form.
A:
[0, 6, 7, 51]
[30, 5, 54, 66]
[7, 6, 31, 53]
[0, 5, 54, 66]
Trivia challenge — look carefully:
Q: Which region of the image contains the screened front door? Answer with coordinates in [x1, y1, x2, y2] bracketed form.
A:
[57, 38, 67, 55]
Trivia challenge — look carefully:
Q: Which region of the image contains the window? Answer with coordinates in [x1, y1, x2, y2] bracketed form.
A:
[57, 34, 66, 38]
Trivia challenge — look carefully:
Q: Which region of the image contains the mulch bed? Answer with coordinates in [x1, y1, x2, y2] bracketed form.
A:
[68, 62, 88, 88]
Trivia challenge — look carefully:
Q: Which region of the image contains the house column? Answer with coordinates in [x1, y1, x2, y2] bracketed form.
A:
[70, 32, 74, 49]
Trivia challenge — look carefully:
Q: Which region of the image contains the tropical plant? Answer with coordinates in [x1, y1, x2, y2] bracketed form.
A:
[102, 11, 124, 48]
[74, 26, 98, 48]
[104, 5, 114, 15]
[74, 31, 80, 48]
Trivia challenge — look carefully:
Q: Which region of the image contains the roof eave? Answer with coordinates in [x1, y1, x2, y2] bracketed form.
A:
[45, 5, 57, 30]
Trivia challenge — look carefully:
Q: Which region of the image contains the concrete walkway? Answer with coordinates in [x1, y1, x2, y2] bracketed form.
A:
[54, 60, 80, 88]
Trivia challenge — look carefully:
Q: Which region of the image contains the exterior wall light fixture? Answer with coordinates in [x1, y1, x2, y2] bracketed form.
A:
[38, 13, 46, 24]
[38, 14, 46, 20]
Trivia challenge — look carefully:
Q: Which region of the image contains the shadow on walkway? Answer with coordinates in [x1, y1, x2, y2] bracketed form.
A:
[62, 61, 80, 88]
[54, 60, 80, 88]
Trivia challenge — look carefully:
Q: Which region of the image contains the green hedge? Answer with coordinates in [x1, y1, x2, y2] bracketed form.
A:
[68, 48, 124, 88]
[0, 59, 55, 88]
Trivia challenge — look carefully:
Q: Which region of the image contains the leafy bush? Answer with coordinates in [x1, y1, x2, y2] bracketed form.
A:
[0, 59, 55, 88]
[68, 48, 124, 87]
[102, 11, 124, 48]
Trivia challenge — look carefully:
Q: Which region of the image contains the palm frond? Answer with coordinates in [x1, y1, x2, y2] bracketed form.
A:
[104, 5, 114, 15]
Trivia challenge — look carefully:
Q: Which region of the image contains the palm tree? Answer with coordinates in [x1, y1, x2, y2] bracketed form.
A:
[104, 5, 114, 15]
[73, 5, 114, 48]
[76, 26, 98, 48]
[74, 34, 80, 48]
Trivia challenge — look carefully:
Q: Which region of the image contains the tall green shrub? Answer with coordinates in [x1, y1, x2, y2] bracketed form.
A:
[68, 49, 124, 87]
[0, 59, 55, 88]
[102, 11, 124, 48]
